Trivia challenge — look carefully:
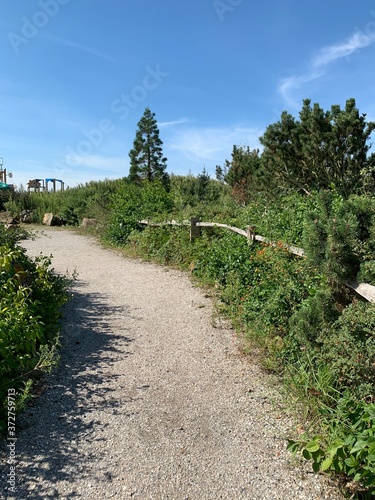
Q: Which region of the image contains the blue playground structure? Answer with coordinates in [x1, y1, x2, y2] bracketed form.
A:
[27, 178, 65, 193]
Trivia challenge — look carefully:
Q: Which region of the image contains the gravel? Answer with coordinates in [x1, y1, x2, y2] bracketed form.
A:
[0, 227, 344, 499]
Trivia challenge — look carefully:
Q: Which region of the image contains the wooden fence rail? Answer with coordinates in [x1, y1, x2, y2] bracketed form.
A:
[139, 217, 375, 304]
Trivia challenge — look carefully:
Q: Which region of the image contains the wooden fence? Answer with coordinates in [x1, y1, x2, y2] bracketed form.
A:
[139, 217, 375, 304]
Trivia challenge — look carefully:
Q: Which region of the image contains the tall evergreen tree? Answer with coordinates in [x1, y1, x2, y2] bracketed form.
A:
[128, 108, 169, 188]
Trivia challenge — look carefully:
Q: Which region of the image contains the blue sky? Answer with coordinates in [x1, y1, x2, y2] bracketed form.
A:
[1, 0, 375, 189]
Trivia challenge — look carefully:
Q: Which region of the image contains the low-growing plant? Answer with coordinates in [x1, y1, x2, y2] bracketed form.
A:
[288, 396, 375, 496]
[0, 225, 70, 433]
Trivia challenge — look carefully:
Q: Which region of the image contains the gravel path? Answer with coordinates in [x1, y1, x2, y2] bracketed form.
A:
[1, 227, 343, 499]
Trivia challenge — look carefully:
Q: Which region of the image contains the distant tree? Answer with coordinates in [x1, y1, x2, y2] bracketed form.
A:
[260, 98, 375, 198]
[196, 167, 210, 201]
[215, 165, 223, 183]
[128, 108, 170, 189]
[224, 146, 261, 204]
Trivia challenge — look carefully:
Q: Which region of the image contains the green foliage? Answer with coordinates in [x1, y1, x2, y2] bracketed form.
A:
[318, 301, 375, 400]
[1, 179, 123, 226]
[303, 192, 375, 283]
[237, 192, 317, 246]
[282, 351, 339, 424]
[0, 225, 69, 433]
[288, 396, 375, 495]
[260, 98, 375, 197]
[286, 285, 338, 357]
[196, 167, 211, 202]
[223, 146, 262, 204]
[106, 181, 174, 245]
[170, 174, 229, 212]
[4, 190, 39, 219]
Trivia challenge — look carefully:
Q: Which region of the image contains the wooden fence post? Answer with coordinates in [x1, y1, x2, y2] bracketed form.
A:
[190, 217, 201, 240]
[246, 225, 256, 245]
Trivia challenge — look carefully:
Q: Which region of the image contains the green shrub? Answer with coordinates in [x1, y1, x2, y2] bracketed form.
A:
[0, 226, 69, 433]
[303, 192, 375, 283]
[288, 396, 375, 495]
[286, 285, 339, 360]
[106, 181, 174, 245]
[317, 301, 375, 401]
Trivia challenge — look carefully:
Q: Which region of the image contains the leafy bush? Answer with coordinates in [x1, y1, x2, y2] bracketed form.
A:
[106, 181, 174, 245]
[2, 179, 124, 226]
[317, 301, 375, 401]
[0, 226, 69, 433]
[288, 396, 375, 495]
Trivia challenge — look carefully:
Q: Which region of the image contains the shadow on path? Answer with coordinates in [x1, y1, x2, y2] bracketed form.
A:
[1, 283, 136, 499]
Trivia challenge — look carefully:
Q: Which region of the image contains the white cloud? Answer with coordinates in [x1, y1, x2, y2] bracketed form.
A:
[313, 31, 375, 68]
[159, 117, 189, 128]
[279, 72, 323, 108]
[280, 30, 375, 108]
[168, 126, 262, 163]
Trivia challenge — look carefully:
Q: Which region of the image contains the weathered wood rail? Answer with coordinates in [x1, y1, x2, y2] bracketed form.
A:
[139, 217, 375, 303]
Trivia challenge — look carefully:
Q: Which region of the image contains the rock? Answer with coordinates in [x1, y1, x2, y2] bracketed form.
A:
[43, 213, 54, 226]
[20, 210, 33, 223]
[81, 218, 98, 228]
[0, 211, 18, 225]
[42, 213, 62, 226]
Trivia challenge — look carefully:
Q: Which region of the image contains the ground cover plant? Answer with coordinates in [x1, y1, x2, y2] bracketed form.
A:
[0, 225, 69, 434]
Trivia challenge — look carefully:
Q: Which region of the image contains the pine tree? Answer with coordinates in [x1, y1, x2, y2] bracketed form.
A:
[260, 98, 375, 198]
[224, 146, 261, 204]
[128, 108, 169, 188]
[196, 167, 210, 201]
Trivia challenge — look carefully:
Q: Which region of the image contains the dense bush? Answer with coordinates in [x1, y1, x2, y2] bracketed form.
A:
[106, 181, 174, 245]
[3, 178, 124, 226]
[0, 226, 69, 433]
[318, 301, 375, 401]
[303, 192, 375, 283]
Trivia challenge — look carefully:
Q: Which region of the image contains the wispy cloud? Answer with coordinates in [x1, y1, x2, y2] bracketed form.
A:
[43, 34, 116, 63]
[313, 31, 375, 68]
[159, 117, 189, 128]
[280, 30, 375, 108]
[279, 73, 323, 108]
[168, 126, 262, 162]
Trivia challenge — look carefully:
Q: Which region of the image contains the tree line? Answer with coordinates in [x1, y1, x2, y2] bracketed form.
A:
[217, 98, 375, 202]
[129, 98, 375, 204]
